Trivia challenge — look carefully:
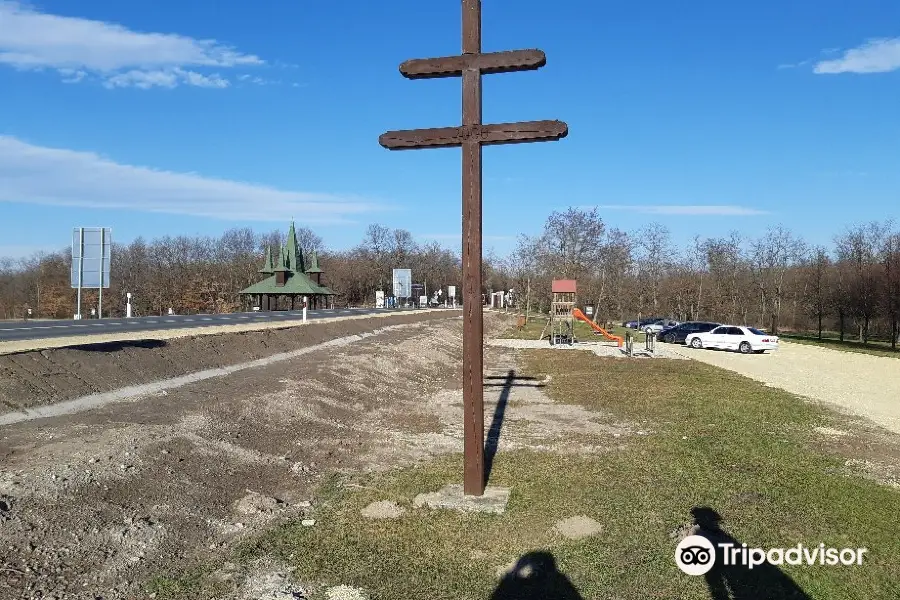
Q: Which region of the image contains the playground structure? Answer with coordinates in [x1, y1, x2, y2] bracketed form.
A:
[548, 279, 576, 345]
[540, 279, 624, 347]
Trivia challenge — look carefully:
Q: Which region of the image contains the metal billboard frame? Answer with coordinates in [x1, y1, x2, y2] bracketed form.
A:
[392, 268, 412, 300]
[71, 227, 112, 319]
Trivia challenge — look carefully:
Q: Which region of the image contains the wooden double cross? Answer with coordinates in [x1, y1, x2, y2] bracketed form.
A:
[379, 0, 567, 497]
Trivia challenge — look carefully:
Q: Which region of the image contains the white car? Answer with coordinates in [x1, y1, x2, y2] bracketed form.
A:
[684, 325, 779, 354]
[643, 319, 679, 334]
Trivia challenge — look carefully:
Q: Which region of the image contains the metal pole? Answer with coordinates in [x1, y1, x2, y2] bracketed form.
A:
[76, 227, 84, 319]
[98, 228, 104, 319]
[461, 0, 485, 496]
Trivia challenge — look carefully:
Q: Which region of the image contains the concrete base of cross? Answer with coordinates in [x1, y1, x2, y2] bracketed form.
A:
[413, 483, 511, 514]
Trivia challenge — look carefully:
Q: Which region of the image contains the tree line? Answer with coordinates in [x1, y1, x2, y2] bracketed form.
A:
[0, 224, 462, 320]
[493, 208, 900, 347]
[2, 210, 898, 348]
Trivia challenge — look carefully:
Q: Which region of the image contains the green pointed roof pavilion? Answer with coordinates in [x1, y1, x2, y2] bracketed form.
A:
[240, 273, 333, 296]
[239, 223, 334, 297]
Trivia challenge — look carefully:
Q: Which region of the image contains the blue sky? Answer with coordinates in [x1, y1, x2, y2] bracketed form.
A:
[1, 0, 898, 260]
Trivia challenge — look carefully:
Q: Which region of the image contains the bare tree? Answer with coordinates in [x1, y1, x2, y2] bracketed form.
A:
[295, 226, 324, 255]
[882, 229, 900, 349]
[535, 207, 606, 280]
[803, 246, 832, 340]
[835, 222, 887, 343]
[596, 228, 632, 324]
[749, 226, 805, 334]
[702, 232, 747, 324]
[634, 222, 671, 314]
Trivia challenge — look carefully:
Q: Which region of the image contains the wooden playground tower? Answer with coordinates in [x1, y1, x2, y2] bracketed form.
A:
[540, 279, 625, 347]
[548, 279, 577, 345]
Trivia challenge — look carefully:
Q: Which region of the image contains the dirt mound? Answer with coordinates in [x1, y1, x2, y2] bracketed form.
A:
[0, 311, 632, 598]
[0, 311, 456, 415]
[0, 313, 515, 598]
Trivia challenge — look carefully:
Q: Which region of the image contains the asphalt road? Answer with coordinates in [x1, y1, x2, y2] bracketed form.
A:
[0, 308, 421, 342]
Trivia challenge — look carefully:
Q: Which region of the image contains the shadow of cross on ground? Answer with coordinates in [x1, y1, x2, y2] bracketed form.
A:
[482, 370, 546, 486]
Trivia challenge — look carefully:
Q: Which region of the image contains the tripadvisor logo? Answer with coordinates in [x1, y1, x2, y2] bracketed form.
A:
[675, 535, 868, 576]
[676, 536, 717, 576]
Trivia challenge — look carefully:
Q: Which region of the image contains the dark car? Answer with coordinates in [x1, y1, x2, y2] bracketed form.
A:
[658, 321, 720, 344]
[624, 316, 663, 329]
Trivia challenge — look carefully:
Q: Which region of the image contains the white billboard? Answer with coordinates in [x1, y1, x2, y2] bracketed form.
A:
[392, 268, 412, 298]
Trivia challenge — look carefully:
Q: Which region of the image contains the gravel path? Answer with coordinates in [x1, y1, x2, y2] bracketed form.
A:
[669, 342, 900, 434]
[489, 338, 687, 359]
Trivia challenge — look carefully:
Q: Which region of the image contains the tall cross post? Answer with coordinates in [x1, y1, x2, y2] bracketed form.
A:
[379, 0, 567, 496]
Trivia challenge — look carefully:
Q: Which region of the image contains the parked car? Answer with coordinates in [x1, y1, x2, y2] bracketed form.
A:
[658, 321, 720, 344]
[643, 319, 679, 334]
[624, 317, 662, 329]
[685, 325, 779, 354]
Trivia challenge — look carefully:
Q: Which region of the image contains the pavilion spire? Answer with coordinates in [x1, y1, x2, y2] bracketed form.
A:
[286, 221, 304, 273]
[259, 246, 275, 274]
[274, 244, 289, 272]
[306, 249, 323, 274]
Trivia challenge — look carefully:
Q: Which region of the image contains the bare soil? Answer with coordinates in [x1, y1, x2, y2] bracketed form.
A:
[0, 311, 627, 599]
[0, 311, 471, 599]
[0, 311, 456, 415]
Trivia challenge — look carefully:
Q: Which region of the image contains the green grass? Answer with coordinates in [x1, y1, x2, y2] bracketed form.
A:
[145, 567, 230, 600]
[781, 332, 900, 359]
[224, 347, 900, 600]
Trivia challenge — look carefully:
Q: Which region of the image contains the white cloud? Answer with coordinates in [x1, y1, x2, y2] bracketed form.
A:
[595, 205, 770, 216]
[103, 68, 229, 89]
[236, 73, 283, 86]
[58, 68, 87, 83]
[0, 135, 383, 223]
[777, 59, 809, 70]
[813, 38, 900, 74]
[0, 0, 263, 88]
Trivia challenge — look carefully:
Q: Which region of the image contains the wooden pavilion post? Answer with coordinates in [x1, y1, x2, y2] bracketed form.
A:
[379, 0, 567, 496]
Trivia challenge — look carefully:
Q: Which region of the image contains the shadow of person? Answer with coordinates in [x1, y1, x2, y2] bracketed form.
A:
[490, 551, 584, 600]
[691, 507, 811, 600]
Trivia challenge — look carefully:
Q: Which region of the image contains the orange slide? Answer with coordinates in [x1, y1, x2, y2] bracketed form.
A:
[572, 308, 624, 347]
